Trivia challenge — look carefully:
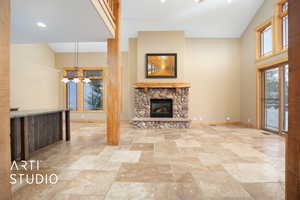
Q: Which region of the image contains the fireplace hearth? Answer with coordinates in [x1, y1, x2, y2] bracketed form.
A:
[150, 99, 173, 118]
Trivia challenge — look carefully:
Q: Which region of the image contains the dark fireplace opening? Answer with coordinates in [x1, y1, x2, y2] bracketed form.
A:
[150, 99, 173, 118]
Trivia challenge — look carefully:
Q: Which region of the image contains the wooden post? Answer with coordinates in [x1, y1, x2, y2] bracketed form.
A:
[107, 0, 121, 145]
[65, 110, 71, 141]
[0, 0, 12, 198]
[286, 0, 300, 199]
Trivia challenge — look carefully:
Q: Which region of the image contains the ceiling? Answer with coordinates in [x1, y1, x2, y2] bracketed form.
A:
[12, 0, 264, 52]
[11, 0, 112, 43]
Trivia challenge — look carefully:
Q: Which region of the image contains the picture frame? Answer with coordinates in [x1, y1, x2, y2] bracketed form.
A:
[145, 53, 177, 78]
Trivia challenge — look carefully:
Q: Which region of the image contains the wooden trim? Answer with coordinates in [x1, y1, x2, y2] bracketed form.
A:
[0, 0, 12, 198]
[71, 119, 106, 123]
[257, 56, 288, 70]
[134, 82, 191, 88]
[90, 0, 116, 38]
[255, 18, 276, 61]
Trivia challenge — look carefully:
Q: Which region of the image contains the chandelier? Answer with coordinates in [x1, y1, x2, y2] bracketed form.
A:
[61, 41, 91, 84]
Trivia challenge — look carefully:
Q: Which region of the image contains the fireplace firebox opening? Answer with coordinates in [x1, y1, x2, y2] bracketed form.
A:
[150, 99, 173, 118]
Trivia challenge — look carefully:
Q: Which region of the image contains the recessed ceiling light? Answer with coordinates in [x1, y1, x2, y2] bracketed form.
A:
[161, 0, 166, 3]
[228, 0, 232, 3]
[195, 0, 205, 3]
[36, 22, 47, 28]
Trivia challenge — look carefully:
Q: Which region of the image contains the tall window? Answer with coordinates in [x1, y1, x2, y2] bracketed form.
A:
[261, 63, 289, 133]
[64, 68, 105, 112]
[277, 0, 288, 50]
[256, 20, 273, 60]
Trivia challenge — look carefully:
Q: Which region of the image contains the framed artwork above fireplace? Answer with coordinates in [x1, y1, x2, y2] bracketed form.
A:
[146, 53, 177, 78]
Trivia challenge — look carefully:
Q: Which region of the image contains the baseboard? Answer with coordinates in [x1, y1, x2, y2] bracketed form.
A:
[191, 121, 241, 126]
[70, 119, 130, 124]
[240, 122, 257, 129]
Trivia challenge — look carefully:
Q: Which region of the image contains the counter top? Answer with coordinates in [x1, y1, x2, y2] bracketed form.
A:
[11, 108, 68, 118]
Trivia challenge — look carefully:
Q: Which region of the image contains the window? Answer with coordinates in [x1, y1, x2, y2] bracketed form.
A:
[258, 60, 289, 134]
[277, 0, 288, 50]
[84, 79, 104, 111]
[66, 81, 77, 110]
[64, 68, 105, 112]
[256, 19, 274, 60]
[260, 25, 273, 56]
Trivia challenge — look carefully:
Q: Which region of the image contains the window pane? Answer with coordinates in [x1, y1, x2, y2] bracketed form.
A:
[83, 70, 102, 77]
[284, 65, 289, 131]
[264, 68, 279, 132]
[84, 79, 104, 111]
[283, 15, 288, 48]
[261, 25, 273, 56]
[67, 81, 77, 110]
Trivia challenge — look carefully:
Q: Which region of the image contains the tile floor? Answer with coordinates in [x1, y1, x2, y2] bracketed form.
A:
[12, 123, 285, 200]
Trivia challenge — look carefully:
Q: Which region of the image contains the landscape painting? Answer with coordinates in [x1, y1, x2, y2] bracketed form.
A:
[146, 54, 177, 78]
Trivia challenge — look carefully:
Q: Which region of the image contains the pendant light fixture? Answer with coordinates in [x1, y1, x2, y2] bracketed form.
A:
[61, 41, 91, 84]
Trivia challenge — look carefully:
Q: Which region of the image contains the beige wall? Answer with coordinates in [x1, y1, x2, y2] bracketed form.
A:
[185, 38, 241, 122]
[240, 0, 288, 126]
[137, 31, 185, 82]
[10, 44, 62, 110]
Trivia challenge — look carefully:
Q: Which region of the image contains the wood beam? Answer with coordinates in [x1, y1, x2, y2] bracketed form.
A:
[0, 0, 12, 199]
[286, 0, 300, 199]
[107, 0, 121, 145]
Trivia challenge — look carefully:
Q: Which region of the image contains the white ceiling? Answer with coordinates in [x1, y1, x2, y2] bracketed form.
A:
[11, 0, 112, 43]
[12, 0, 264, 52]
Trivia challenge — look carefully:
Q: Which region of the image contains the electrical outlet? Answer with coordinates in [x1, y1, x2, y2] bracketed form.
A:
[248, 118, 251, 123]
[226, 116, 231, 121]
[199, 117, 203, 121]
[193, 117, 197, 121]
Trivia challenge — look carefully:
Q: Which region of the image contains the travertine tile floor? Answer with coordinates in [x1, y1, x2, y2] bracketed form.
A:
[12, 123, 285, 200]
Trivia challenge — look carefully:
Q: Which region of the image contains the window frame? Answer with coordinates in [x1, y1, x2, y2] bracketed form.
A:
[275, 0, 288, 52]
[63, 67, 106, 113]
[255, 18, 275, 61]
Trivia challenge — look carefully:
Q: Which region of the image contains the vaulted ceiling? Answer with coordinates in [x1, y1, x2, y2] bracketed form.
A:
[12, 0, 264, 51]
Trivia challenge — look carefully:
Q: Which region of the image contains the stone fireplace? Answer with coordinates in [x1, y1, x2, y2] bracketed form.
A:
[132, 82, 191, 129]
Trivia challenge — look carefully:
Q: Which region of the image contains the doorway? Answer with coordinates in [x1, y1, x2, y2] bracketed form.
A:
[260, 63, 289, 134]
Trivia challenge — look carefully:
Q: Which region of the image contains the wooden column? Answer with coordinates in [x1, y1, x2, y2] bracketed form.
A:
[286, 0, 300, 199]
[107, 0, 121, 145]
[0, 0, 12, 199]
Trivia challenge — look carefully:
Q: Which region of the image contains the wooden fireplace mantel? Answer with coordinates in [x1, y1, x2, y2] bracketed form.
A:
[134, 82, 191, 92]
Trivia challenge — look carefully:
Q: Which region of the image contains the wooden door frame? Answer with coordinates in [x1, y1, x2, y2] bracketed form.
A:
[0, 0, 12, 199]
[256, 56, 288, 133]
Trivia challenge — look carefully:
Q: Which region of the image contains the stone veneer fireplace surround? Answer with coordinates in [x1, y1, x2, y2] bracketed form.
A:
[132, 82, 191, 129]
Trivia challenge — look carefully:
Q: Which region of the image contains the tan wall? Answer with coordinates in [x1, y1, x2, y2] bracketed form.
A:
[240, 0, 288, 126]
[55, 52, 129, 120]
[10, 44, 62, 110]
[137, 31, 185, 82]
[185, 38, 241, 122]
